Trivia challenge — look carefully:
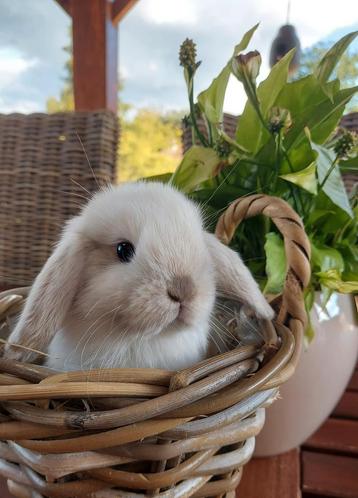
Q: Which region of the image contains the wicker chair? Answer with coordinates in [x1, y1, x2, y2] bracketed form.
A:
[0, 111, 118, 289]
[340, 112, 358, 192]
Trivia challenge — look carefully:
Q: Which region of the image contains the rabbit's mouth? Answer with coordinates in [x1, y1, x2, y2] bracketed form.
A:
[164, 305, 194, 332]
[177, 304, 193, 325]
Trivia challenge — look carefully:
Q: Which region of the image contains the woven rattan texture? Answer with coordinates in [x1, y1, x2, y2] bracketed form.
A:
[0, 195, 310, 498]
[340, 112, 358, 192]
[0, 111, 118, 288]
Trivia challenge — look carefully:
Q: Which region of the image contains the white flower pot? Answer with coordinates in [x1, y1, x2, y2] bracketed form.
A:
[255, 292, 358, 457]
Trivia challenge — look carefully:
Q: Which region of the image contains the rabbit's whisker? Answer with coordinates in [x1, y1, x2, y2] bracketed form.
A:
[75, 132, 100, 189]
[70, 177, 92, 197]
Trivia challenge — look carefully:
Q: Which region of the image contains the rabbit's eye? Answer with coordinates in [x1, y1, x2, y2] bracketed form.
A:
[116, 241, 135, 263]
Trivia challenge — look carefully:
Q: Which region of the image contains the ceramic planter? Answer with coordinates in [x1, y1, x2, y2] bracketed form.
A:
[255, 292, 358, 457]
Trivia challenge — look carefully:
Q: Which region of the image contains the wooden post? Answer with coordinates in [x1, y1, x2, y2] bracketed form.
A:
[54, 0, 138, 112]
[71, 0, 117, 112]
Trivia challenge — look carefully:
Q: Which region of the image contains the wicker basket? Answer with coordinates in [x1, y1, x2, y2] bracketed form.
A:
[0, 111, 118, 289]
[0, 194, 310, 498]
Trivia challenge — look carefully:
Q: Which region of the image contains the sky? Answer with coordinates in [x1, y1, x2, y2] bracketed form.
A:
[0, 0, 357, 115]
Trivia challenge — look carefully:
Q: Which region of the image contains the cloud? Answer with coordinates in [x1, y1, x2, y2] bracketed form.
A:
[0, 0, 70, 113]
[0, 0, 356, 114]
[0, 97, 41, 114]
[139, 0, 198, 25]
[0, 47, 38, 88]
[120, 0, 358, 114]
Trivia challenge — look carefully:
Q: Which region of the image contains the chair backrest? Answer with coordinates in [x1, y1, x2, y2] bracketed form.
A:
[0, 110, 118, 288]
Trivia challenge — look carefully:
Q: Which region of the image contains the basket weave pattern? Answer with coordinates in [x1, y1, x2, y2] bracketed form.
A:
[0, 195, 310, 498]
[0, 111, 118, 289]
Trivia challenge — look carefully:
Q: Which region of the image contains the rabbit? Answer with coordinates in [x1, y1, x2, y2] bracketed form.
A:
[4, 182, 273, 371]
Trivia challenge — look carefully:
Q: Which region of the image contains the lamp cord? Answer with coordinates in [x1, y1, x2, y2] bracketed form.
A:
[286, 0, 291, 24]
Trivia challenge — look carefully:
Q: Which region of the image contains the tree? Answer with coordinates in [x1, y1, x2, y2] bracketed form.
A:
[118, 108, 182, 182]
[46, 30, 74, 112]
[297, 42, 358, 111]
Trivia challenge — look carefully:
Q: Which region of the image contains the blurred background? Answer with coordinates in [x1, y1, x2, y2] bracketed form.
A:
[0, 0, 357, 181]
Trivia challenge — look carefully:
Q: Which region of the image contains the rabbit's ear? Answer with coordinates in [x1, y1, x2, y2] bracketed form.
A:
[5, 218, 84, 361]
[205, 233, 274, 320]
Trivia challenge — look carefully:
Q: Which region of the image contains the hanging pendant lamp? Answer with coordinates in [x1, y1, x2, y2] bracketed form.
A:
[269, 1, 301, 74]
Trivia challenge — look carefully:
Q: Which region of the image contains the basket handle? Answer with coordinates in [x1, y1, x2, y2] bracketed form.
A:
[215, 194, 311, 328]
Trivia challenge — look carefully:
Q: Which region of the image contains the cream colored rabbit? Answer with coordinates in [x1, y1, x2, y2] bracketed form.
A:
[5, 182, 273, 370]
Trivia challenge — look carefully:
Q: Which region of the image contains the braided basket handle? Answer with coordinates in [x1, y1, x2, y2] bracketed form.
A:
[215, 194, 311, 328]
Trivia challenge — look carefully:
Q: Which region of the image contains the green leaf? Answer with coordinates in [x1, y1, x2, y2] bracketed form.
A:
[236, 49, 295, 154]
[280, 162, 317, 194]
[277, 76, 324, 119]
[311, 242, 344, 273]
[219, 130, 249, 154]
[258, 49, 296, 117]
[304, 288, 315, 311]
[309, 86, 358, 143]
[279, 134, 317, 175]
[296, 88, 357, 149]
[183, 67, 191, 92]
[307, 208, 336, 225]
[276, 77, 356, 149]
[232, 23, 260, 56]
[339, 243, 358, 281]
[143, 172, 173, 183]
[264, 232, 286, 294]
[315, 31, 358, 86]
[311, 142, 353, 217]
[197, 24, 259, 126]
[304, 320, 315, 345]
[171, 146, 221, 193]
[304, 288, 316, 344]
[316, 269, 358, 293]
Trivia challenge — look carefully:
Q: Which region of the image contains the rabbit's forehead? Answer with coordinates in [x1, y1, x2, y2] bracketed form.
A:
[81, 185, 203, 245]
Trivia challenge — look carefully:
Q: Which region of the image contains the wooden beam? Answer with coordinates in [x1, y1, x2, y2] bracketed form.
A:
[111, 0, 138, 25]
[72, 0, 118, 112]
[54, 0, 72, 16]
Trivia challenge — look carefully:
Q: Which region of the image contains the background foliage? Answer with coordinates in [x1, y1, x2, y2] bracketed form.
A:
[298, 42, 358, 111]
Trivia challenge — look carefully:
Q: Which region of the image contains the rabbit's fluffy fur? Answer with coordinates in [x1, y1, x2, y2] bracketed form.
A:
[5, 182, 273, 371]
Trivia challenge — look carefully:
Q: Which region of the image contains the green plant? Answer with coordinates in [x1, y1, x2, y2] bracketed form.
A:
[151, 26, 358, 340]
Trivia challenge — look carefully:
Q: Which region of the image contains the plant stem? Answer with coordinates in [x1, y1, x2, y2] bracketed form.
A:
[207, 119, 214, 147]
[272, 133, 281, 192]
[189, 84, 208, 147]
[319, 156, 339, 192]
[333, 218, 352, 245]
[280, 143, 307, 218]
[245, 92, 305, 217]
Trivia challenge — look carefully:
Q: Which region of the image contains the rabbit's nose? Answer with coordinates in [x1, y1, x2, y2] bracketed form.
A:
[167, 275, 195, 303]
